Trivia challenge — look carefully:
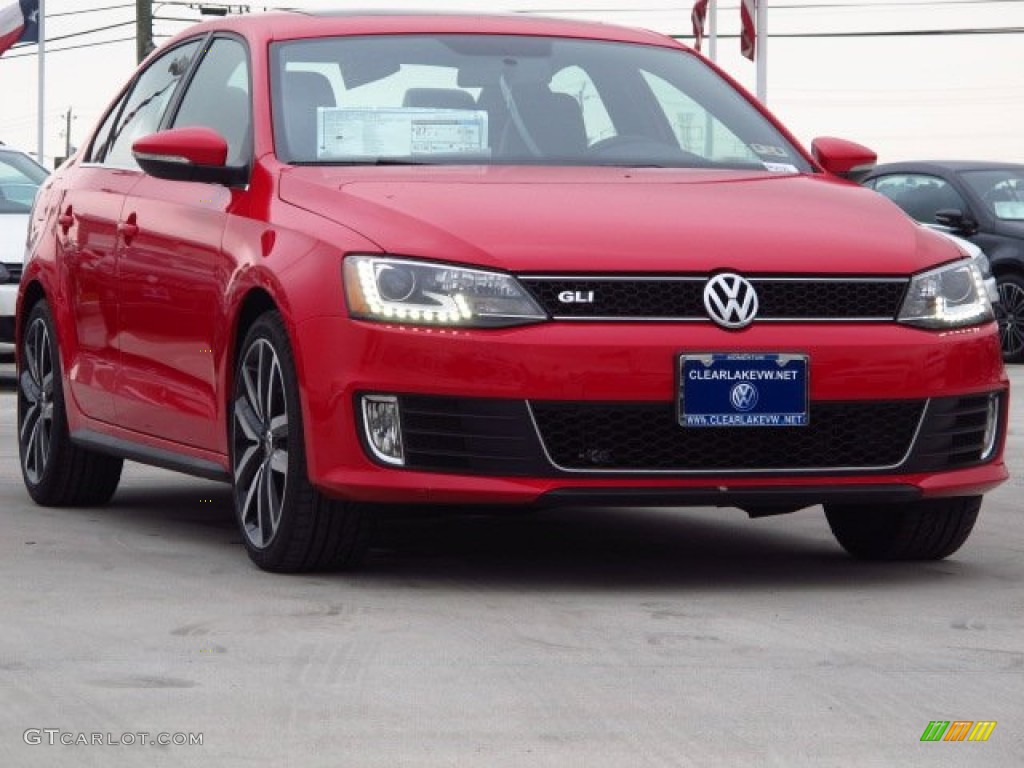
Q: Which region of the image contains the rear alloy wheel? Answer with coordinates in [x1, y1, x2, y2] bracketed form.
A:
[18, 301, 123, 506]
[995, 273, 1024, 363]
[824, 497, 981, 561]
[231, 311, 373, 572]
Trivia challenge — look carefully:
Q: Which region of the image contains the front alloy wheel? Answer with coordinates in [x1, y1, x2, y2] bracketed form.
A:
[995, 273, 1024, 363]
[233, 337, 289, 549]
[230, 311, 373, 572]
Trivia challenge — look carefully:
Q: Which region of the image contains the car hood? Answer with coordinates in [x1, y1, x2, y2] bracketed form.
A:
[0, 213, 29, 265]
[278, 166, 954, 274]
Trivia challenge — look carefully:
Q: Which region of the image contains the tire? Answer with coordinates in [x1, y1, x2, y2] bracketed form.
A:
[230, 311, 374, 572]
[18, 301, 123, 506]
[995, 272, 1024, 363]
[824, 496, 981, 561]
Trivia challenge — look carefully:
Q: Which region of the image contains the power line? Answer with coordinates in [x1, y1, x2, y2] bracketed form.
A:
[2, 36, 135, 59]
[523, 1, 1024, 9]
[49, 3, 135, 17]
[670, 27, 1024, 39]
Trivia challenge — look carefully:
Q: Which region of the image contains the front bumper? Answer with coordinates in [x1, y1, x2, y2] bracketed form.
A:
[292, 317, 1009, 506]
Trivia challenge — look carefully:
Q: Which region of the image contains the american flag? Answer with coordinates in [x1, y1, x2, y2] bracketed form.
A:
[740, 0, 756, 60]
[691, 0, 709, 52]
[0, 0, 38, 58]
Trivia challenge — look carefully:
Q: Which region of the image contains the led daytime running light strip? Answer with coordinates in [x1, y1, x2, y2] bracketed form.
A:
[356, 260, 473, 324]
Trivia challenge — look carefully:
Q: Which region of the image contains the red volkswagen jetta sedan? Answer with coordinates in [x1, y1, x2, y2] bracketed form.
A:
[17, 11, 1008, 572]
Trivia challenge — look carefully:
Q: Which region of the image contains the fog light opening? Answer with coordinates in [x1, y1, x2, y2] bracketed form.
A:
[980, 393, 1000, 461]
[361, 395, 405, 466]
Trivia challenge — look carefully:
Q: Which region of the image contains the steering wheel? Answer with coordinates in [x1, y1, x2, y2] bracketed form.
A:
[587, 134, 707, 165]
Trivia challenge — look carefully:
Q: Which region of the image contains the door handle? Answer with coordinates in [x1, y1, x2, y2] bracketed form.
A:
[58, 206, 74, 233]
[118, 213, 139, 243]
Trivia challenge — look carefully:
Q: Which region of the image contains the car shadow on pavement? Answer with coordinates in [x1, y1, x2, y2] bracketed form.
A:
[14, 464, 979, 592]
[357, 505, 971, 592]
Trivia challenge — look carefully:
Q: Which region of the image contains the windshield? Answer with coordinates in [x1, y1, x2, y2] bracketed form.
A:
[960, 169, 1024, 221]
[270, 34, 811, 171]
[0, 150, 48, 213]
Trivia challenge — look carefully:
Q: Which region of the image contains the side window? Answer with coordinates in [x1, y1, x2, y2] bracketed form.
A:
[171, 37, 252, 166]
[871, 174, 968, 224]
[550, 66, 614, 145]
[104, 40, 202, 169]
[86, 96, 125, 163]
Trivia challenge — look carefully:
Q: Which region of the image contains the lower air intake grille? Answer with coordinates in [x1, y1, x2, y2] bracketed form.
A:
[530, 401, 926, 472]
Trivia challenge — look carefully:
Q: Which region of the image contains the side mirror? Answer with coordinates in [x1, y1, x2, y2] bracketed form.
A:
[934, 208, 979, 236]
[132, 127, 246, 186]
[811, 137, 877, 183]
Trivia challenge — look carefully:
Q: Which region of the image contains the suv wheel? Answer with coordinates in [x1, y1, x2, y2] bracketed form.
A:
[231, 311, 374, 572]
[18, 301, 123, 506]
[996, 273, 1024, 363]
[824, 496, 981, 561]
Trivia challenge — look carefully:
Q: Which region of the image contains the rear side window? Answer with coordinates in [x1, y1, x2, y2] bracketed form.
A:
[102, 40, 202, 169]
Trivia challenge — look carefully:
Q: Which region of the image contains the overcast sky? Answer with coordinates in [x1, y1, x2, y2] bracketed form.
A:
[1, 0, 1021, 166]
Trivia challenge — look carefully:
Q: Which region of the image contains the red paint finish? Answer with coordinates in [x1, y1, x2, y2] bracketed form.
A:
[18, 11, 1008, 513]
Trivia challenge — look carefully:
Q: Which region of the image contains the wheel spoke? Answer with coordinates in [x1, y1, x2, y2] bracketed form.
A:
[269, 447, 288, 475]
[258, 460, 277, 545]
[234, 444, 260, 484]
[269, 413, 288, 439]
[241, 462, 265, 539]
[242, 358, 262, 422]
[263, 354, 275, 426]
[20, 400, 40, 444]
[233, 396, 262, 442]
[19, 370, 41, 403]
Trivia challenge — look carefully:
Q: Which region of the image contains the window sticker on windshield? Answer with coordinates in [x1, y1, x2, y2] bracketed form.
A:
[763, 162, 799, 174]
[316, 107, 490, 159]
[993, 201, 1024, 220]
[750, 143, 790, 158]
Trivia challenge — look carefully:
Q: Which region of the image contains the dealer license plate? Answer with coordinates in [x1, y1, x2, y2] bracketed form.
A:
[678, 353, 808, 427]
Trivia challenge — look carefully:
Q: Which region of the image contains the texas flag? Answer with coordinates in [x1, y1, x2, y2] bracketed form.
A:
[0, 0, 39, 58]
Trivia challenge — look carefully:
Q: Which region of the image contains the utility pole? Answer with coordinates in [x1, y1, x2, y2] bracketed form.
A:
[63, 107, 74, 158]
[136, 0, 153, 63]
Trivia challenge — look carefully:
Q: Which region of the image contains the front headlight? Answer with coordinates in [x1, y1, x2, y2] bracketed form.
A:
[343, 255, 547, 328]
[898, 259, 994, 329]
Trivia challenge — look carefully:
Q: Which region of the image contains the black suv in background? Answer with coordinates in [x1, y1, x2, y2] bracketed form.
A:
[862, 161, 1024, 362]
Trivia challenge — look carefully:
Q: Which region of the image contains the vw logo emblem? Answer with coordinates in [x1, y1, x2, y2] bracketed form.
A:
[730, 382, 759, 412]
[704, 273, 759, 329]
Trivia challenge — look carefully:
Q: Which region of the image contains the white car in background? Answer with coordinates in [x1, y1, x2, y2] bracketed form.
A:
[0, 144, 48, 349]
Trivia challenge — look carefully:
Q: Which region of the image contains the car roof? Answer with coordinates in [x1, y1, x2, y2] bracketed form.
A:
[159, 9, 681, 52]
[868, 160, 1024, 176]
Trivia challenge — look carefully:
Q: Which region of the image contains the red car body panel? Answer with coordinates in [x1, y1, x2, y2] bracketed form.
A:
[16, 11, 1009, 515]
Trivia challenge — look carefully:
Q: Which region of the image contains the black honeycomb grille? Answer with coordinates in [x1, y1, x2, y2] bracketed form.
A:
[903, 394, 1003, 472]
[530, 401, 925, 471]
[520, 277, 907, 320]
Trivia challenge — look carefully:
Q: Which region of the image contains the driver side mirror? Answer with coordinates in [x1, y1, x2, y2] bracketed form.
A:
[132, 126, 246, 186]
[934, 208, 979, 236]
[811, 137, 877, 183]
